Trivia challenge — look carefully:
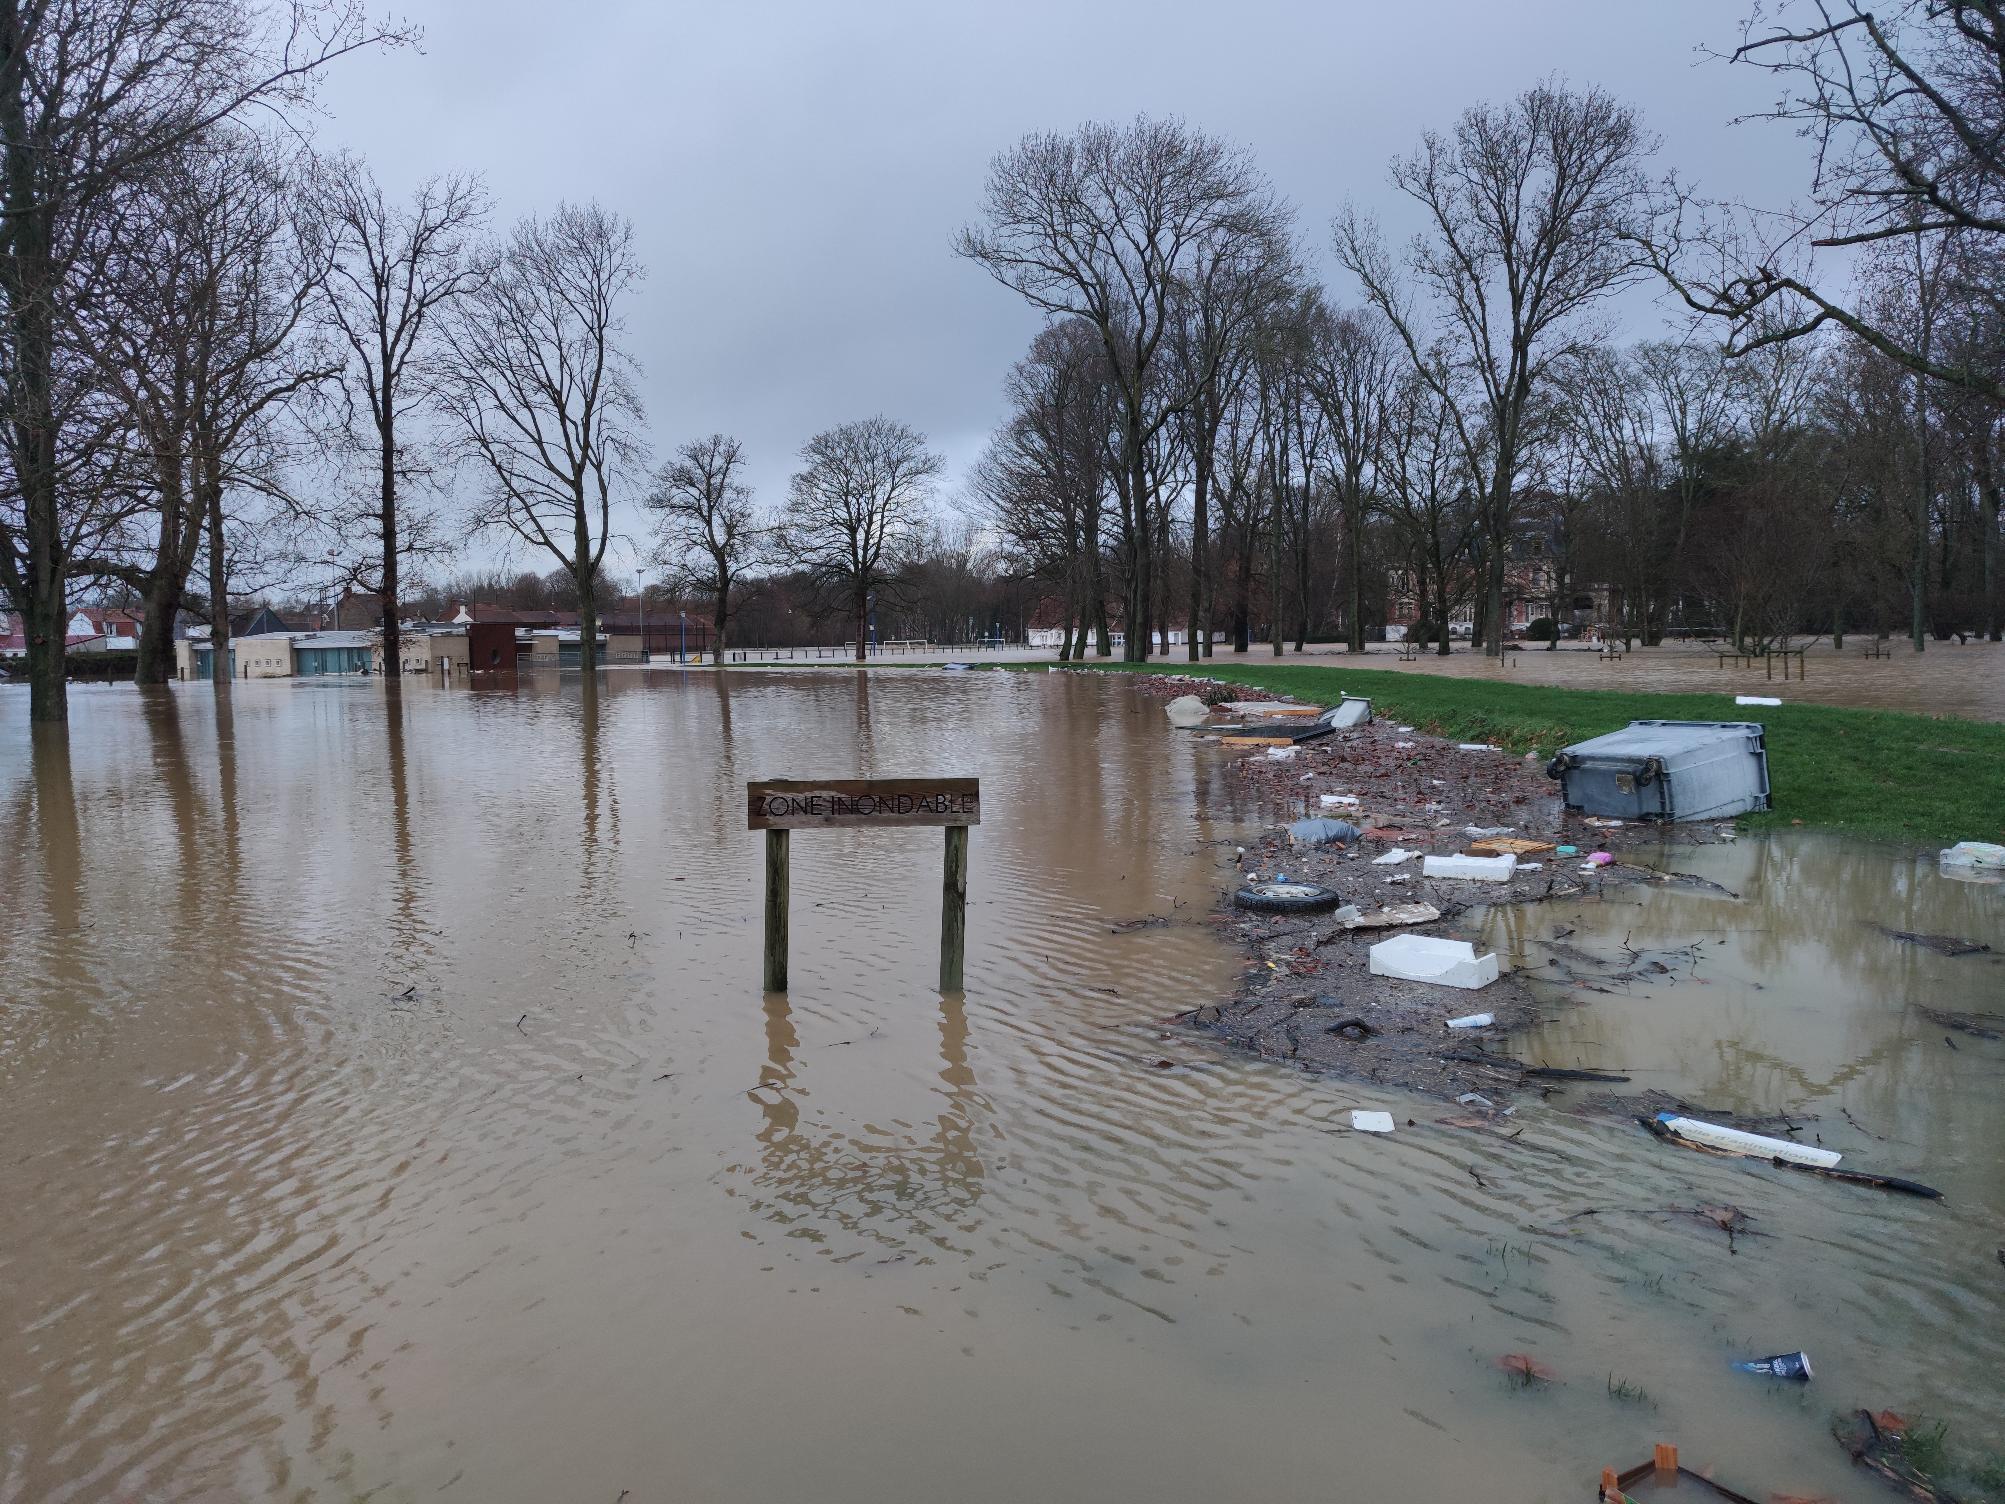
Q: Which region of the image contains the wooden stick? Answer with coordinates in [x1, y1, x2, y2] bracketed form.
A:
[940, 824, 969, 992]
[763, 828, 789, 992]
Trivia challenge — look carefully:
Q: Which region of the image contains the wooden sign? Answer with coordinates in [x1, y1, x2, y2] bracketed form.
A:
[748, 777, 979, 994]
[747, 778, 980, 831]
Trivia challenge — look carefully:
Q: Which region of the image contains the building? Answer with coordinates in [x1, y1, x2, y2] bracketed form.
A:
[178, 632, 298, 680]
[1385, 524, 1623, 639]
[597, 613, 712, 661]
[379, 625, 471, 677]
[63, 607, 142, 649]
[173, 628, 463, 681]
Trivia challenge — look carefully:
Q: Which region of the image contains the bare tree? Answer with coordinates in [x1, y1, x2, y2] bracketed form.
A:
[91, 129, 334, 685]
[1637, 2, 2005, 397]
[957, 115, 1289, 661]
[1558, 345, 1665, 648]
[1336, 82, 1653, 651]
[1630, 337, 1740, 634]
[0, 0, 409, 724]
[646, 433, 761, 661]
[1305, 300, 1398, 652]
[781, 416, 942, 661]
[1166, 229, 1296, 659]
[304, 153, 487, 679]
[1380, 363, 1479, 654]
[975, 319, 1115, 659]
[436, 203, 645, 673]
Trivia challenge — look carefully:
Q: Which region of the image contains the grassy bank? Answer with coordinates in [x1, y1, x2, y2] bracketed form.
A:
[1048, 659, 2004, 844]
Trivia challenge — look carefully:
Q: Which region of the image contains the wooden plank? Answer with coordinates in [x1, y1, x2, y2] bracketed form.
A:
[1219, 722, 1334, 747]
[939, 824, 969, 991]
[747, 777, 980, 830]
[1468, 838, 1555, 857]
[763, 829, 789, 991]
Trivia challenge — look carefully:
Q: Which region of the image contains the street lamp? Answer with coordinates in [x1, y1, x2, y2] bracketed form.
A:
[636, 567, 647, 665]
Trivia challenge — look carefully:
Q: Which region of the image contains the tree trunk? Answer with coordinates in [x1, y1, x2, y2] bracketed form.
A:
[1268, 472, 1284, 659]
[714, 582, 730, 666]
[1082, 495, 1110, 657]
[578, 571, 599, 673]
[1294, 514, 1309, 653]
[854, 587, 868, 663]
[1186, 435, 1208, 661]
[1347, 488, 1365, 654]
[136, 571, 184, 684]
[1415, 562, 1431, 656]
[573, 490, 598, 672]
[1124, 433, 1150, 663]
[205, 484, 232, 696]
[1232, 520, 1253, 651]
[381, 410, 401, 689]
[1985, 479, 2000, 642]
[1431, 539, 1451, 657]
[1912, 321, 1931, 652]
[2, 22, 66, 724]
[1486, 537, 1506, 657]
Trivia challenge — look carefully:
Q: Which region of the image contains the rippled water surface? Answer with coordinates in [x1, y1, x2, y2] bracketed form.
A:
[1, 672, 2000, 1503]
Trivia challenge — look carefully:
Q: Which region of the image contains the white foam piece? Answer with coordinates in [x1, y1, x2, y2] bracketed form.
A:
[1421, 853, 1518, 882]
[1369, 934, 1501, 990]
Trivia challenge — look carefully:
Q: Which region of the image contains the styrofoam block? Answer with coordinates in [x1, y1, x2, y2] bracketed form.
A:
[1368, 934, 1501, 990]
[1421, 853, 1517, 881]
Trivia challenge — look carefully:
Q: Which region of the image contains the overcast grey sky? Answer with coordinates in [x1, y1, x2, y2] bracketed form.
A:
[314, 0, 1810, 579]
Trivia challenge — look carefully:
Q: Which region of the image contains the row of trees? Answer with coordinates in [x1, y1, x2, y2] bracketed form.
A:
[961, 3, 2005, 661]
[0, 0, 969, 724]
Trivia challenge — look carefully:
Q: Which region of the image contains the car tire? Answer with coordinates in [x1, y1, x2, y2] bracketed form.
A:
[1232, 881, 1345, 914]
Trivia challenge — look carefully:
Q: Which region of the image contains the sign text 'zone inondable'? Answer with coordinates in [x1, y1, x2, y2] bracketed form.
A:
[746, 778, 981, 830]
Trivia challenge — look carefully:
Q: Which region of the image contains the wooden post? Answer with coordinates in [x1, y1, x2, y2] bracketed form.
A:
[940, 823, 969, 992]
[1653, 1443, 1678, 1478]
[763, 828, 790, 991]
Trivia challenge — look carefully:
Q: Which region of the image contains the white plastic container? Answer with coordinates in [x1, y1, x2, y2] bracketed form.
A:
[1368, 934, 1501, 990]
[1421, 853, 1518, 882]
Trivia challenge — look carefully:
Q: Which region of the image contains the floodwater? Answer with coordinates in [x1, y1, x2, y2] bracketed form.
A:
[1284, 638, 2005, 721]
[1, 672, 2000, 1503]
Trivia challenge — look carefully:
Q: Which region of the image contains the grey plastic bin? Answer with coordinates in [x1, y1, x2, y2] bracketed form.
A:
[1546, 720, 1771, 822]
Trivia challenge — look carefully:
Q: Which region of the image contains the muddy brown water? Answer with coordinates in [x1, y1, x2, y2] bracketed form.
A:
[1, 672, 2000, 1503]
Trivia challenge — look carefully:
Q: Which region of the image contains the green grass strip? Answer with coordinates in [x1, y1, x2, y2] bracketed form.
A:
[1032, 658, 2005, 845]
